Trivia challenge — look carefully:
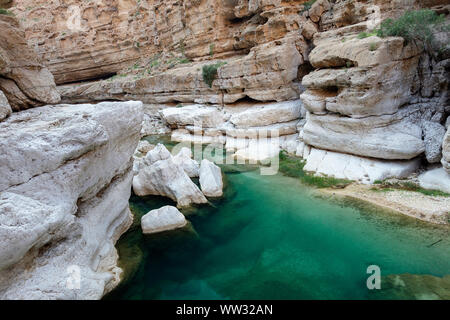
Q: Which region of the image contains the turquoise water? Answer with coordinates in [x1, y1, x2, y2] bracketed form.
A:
[106, 145, 450, 300]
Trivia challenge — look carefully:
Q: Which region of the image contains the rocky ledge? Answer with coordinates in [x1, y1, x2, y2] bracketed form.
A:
[0, 101, 143, 299]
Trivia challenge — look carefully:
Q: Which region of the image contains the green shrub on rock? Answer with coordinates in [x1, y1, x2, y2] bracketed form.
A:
[202, 62, 226, 88]
[376, 9, 448, 54]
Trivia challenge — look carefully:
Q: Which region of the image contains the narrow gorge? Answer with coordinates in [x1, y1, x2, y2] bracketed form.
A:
[0, 0, 449, 300]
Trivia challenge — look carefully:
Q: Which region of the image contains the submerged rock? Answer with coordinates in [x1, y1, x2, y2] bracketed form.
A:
[418, 167, 450, 194]
[141, 206, 187, 234]
[199, 159, 223, 197]
[133, 144, 207, 207]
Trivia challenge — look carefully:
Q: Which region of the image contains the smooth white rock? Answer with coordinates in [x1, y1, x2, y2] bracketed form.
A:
[141, 206, 187, 234]
[234, 138, 280, 163]
[133, 144, 207, 207]
[173, 147, 200, 178]
[160, 105, 225, 128]
[229, 100, 302, 128]
[304, 148, 421, 184]
[199, 159, 223, 197]
[418, 167, 450, 194]
[171, 129, 226, 145]
[303, 111, 425, 160]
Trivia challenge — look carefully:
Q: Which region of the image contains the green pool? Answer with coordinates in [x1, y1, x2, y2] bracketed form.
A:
[106, 142, 450, 300]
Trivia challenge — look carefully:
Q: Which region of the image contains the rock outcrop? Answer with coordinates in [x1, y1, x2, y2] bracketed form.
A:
[303, 148, 421, 184]
[0, 91, 11, 121]
[132, 144, 208, 207]
[442, 128, 450, 173]
[419, 167, 450, 194]
[173, 147, 200, 178]
[199, 159, 224, 197]
[0, 101, 143, 299]
[0, 14, 60, 111]
[141, 206, 187, 234]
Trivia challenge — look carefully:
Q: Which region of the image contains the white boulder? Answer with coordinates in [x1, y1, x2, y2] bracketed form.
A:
[133, 144, 207, 207]
[173, 147, 200, 178]
[303, 111, 425, 160]
[141, 206, 187, 234]
[199, 159, 223, 197]
[419, 167, 450, 194]
[304, 148, 421, 184]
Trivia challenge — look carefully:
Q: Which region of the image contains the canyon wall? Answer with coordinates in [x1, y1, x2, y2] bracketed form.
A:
[20, 0, 446, 184]
[0, 101, 143, 299]
[0, 14, 60, 111]
[0, 8, 144, 299]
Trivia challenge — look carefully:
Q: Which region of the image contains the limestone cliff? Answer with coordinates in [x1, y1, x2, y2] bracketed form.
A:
[0, 101, 143, 299]
[0, 14, 60, 111]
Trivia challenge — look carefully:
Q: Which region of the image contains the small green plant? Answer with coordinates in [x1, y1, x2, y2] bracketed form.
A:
[202, 61, 226, 88]
[301, 0, 317, 13]
[209, 43, 215, 57]
[176, 104, 183, 108]
[179, 58, 191, 64]
[0, 8, 12, 15]
[369, 43, 377, 51]
[357, 31, 377, 39]
[376, 9, 448, 55]
[371, 180, 450, 197]
[279, 151, 353, 188]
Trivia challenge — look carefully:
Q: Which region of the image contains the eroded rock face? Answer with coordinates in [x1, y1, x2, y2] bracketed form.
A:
[443, 128, 450, 173]
[12, 0, 308, 100]
[0, 15, 60, 111]
[304, 148, 421, 184]
[0, 91, 11, 121]
[419, 167, 450, 194]
[299, 1, 450, 172]
[141, 206, 187, 234]
[0, 101, 143, 299]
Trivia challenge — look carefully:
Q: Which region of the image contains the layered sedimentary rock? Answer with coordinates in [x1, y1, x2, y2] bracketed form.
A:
[0, 14, 60, 111]
[12, 0, 309, 100]
[296, 1, 450, 181]
[0, 101, 143, 299]
[159, 101, 304, 162]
